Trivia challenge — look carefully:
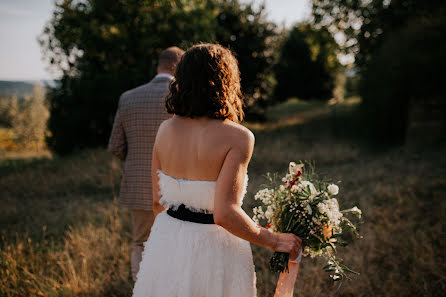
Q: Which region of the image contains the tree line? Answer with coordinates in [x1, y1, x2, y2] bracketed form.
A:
[40, 0, 445, 154]
[40, 0, 341, 154]
[312, 0, 446, 145]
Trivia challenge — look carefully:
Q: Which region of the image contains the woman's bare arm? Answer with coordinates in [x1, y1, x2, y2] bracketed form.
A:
[213, 128, 301, 257]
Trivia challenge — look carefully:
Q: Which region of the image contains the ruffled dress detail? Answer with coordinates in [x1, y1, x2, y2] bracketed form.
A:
[132, 170, 256, 297]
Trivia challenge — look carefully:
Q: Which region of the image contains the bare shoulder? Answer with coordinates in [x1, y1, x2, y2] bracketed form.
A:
[216, 120, 255, 153]
[221, 120, 254, 139]
[158, 117, 174, 130]
[156, 117, 175, 137]
[154, 118, 174, 146]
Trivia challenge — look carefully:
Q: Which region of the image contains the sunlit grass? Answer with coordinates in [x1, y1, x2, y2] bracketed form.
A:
[0, 149, 52, 165]
[244, 96, 362, 133]
[0, 201, 132, 297]
[0, 150, 132, 296]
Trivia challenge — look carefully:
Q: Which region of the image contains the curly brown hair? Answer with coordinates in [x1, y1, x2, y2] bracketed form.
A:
[165, 43, 244, 122]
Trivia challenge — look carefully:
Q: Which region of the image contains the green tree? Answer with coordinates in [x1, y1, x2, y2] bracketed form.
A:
[312, 0, 446, 144]
[311, 0, 444, 69]
[215, 0, 278, 119]
[274, 24, 340, 102]
[40, 0, 217, 154]
[360, 11, 446, 144]
[40, 0, 278, 153]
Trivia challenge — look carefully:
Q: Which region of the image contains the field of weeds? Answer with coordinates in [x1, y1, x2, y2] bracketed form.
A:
[1, 99, 445, 296]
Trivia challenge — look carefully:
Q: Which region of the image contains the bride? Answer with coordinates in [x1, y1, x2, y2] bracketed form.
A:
[132, 43, 301, 297]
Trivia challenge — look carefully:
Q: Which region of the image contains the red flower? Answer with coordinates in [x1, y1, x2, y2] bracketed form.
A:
[266, 224, 271, 229]
[296, 170, 302, 177]
[288, 176, 301, 188]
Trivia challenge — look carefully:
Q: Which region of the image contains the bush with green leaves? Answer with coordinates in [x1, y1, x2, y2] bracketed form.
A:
[216, 0, 278, 119]
[0, 96, 18, 128]
[312, 0, 446, 145]
[40, 0, 278, 154]
[360, 11, 446, 144]
[273, 24, 340, 102]
[40, 0, 217, 154]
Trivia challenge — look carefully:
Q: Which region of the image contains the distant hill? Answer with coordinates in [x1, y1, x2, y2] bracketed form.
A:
[0, 80, 54, 98]
[0, 81, 34, 98]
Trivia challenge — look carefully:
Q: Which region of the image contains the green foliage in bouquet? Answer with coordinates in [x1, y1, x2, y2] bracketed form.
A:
[253, 162, 362, 285]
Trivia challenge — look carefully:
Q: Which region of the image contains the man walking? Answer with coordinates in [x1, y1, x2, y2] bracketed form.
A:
[108, 46, 184, 281]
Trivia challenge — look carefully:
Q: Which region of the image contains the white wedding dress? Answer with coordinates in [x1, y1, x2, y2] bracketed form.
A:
[132, 170, 257, 297]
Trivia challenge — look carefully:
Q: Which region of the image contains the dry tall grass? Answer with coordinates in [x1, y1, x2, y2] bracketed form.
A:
[1, 151, 132, 296]
[1, 99, 445, 296]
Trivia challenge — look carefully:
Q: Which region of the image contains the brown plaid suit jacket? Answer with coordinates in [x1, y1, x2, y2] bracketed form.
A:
[108, 75, 172, 210]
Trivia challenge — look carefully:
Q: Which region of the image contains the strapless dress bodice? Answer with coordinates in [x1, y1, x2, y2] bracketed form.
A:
[157, 170, 248, 213]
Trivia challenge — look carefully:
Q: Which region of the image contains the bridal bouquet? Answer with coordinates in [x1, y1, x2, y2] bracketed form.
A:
[252, 162, 362, 284]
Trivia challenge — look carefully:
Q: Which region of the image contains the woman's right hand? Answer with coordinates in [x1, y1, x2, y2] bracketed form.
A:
[271, 233, 302, 260]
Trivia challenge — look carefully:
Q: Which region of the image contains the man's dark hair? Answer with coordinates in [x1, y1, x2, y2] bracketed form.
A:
[158, 46, 185, 72]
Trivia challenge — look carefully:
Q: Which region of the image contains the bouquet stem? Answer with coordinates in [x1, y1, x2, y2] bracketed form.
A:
[270, 252, 291, 273]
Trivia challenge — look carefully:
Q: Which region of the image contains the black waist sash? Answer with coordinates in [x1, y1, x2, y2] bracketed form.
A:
[167, 204, 215, 224]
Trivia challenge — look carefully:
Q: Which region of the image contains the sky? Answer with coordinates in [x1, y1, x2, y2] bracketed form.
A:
[0, 0, 311, 81]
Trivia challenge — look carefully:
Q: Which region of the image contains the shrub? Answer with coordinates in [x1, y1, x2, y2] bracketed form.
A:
[360, 11, 446, 144]
[0, 96, 18, 128]
[274, 24, 340, 102]
[0, 85, 49, 151]
[40, 0, 217, 155]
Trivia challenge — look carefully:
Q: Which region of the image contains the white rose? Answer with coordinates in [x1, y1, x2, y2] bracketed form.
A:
[327, 184, 339, 196]
[300, 180, 316, 192]
[317, 202, 327, 214]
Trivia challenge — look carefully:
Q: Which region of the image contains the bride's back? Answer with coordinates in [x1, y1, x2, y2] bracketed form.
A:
[155, 115, 248, 181]
[152, 43, 247, 182]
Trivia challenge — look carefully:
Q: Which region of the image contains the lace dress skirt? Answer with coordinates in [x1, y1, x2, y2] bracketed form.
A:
[132, 211, 256, 297]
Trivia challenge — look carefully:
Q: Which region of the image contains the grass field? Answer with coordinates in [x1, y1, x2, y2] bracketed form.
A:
[1, 99, 445, 296]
